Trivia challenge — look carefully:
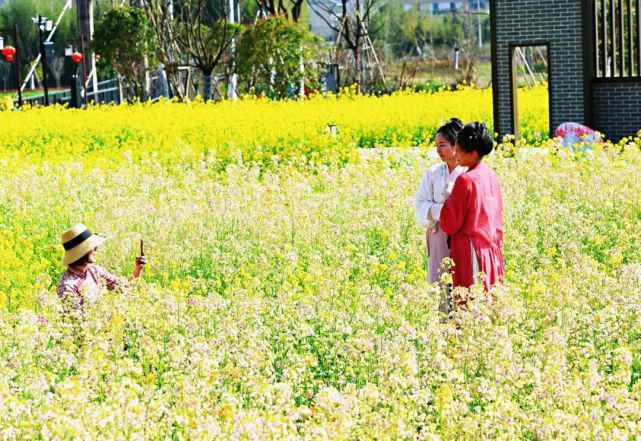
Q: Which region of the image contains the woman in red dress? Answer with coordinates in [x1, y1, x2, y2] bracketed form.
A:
[439, 122, 505, 290]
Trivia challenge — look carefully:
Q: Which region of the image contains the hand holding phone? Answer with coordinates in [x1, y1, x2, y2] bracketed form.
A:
[135, 239, 147, 268]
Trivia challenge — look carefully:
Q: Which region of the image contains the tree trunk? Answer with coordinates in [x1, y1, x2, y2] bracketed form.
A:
[155, 64, 170, 99]
[117, 75, 124, 104]
[203, 72, 213, 101]
[143, 57, 151, 101]
[298, 53, 304, 98]
[166, 68, 184, 100]
[227, 72, 238, 100]
[291, 0, 303, 22]
[354, 44, 362, 94]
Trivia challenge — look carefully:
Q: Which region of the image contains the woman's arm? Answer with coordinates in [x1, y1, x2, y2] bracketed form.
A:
[439, 175, 470, 236]
[414, 169, 437, 228]
[95, 266, 126, 291]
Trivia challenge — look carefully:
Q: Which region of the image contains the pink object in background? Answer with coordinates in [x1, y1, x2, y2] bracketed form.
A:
[555, 122, 601, 150]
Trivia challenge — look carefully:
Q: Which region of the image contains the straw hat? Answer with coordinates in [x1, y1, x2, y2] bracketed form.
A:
[61, 224, 106, 265]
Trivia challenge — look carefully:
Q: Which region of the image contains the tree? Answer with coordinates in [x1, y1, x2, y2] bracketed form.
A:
[236, 16, 322, 98]
[93, 7, 155, 101]
[142, 0, 189, 99]
[308, 0, 380, 93]
[174, 0, 240, 101]
[452, 7, 485, 86]
[256, 0, 305, 23]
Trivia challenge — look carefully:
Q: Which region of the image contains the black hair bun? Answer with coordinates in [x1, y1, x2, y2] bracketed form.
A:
[447, 118, 464, 130]
[456, 121, 494, 157]
[476, 123, 494, 156]
[436, 117, 464, 145]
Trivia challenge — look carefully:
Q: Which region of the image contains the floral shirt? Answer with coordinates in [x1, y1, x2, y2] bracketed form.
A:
[56, 264, 124, 309]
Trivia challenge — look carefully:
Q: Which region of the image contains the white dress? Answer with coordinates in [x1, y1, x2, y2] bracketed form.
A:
[415, 162, 467, 284]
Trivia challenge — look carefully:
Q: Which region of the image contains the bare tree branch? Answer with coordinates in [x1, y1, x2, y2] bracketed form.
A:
[307, 0, 380, 92]
[308, 0, 342, 34]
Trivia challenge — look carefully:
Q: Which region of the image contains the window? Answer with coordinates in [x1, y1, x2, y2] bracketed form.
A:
[510, 44, 551, 141]
[594, 0, 641, 78]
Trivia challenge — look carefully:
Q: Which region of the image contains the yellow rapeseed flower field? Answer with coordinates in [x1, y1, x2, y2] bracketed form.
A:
[0, 85, 550, 170]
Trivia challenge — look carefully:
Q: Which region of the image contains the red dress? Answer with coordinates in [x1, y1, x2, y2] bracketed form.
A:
[440, 162, 505, 290]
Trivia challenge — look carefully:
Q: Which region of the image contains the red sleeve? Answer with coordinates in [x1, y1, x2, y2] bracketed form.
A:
[440, 175, 470, 236]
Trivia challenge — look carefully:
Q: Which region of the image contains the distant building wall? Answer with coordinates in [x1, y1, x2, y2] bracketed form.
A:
[491, 0, 641, 141]
[593, 82, 641, 140]
[491, 0, 589, 138]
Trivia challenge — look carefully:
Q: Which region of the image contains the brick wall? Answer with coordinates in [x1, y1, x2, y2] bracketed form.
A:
[491, 0, 587, 138]
[593, 82, 641, 140]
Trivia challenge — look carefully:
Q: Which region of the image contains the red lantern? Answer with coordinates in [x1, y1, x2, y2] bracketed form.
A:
[2, 46, 16, 62]
[70, 52, 83, 64]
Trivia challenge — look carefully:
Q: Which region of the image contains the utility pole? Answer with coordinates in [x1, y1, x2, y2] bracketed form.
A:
[477, 0, 482, 48]
[76, 0, 97, 101]
[358, 0, 364, 92]
[130, 0, 150, 100]
[37, 15, 50, 105]
[227, 0, 239, 100]
[14, 25, 22, 107]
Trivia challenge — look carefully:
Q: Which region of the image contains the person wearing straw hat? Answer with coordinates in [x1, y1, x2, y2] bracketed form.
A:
[56, 223, 147, 309]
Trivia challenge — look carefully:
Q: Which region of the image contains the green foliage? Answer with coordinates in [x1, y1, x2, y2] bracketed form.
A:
[93, 7, 155, 99]
[371, 4, 490, 58]
[413, 79, 445, 93]
[240, 0, 259, 25]
[235, 17, 323, 99]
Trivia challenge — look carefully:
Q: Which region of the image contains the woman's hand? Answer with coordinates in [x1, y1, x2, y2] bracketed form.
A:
[444, 181, 456, 199]
[133, 256, 147, 278]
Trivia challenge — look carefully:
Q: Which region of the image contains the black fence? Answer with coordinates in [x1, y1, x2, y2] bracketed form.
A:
[14, 78, 121, 107]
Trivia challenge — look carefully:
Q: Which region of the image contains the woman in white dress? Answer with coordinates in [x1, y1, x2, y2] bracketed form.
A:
[415, 118, 467, 292]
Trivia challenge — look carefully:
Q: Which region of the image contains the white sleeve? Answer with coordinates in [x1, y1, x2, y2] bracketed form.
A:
[431, 170, 464, 222]
[414, 170, 437, 228]
[429, 203, 444, 222]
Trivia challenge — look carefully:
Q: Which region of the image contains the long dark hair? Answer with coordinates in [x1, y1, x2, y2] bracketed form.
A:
[436, 118, 464, 145]
[456, 122, 494, 157]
